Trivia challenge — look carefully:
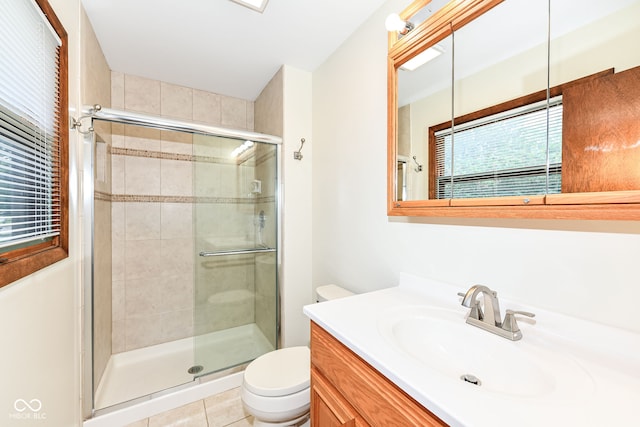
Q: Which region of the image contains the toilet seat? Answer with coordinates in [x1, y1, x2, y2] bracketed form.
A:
[243, 346, 310, 397]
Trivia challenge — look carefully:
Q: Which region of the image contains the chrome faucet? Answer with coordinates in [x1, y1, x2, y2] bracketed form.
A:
[461, 285, 501, 326]
[459, 285, 535, 341]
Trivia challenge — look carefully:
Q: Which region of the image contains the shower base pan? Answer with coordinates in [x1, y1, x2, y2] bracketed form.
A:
[94, 323, 273, 410]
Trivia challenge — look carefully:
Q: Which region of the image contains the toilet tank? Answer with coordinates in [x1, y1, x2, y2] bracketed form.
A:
[316, 284, 354, 302]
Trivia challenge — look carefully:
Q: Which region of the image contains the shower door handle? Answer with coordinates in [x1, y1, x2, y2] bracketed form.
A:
[199, 248, 276, 257]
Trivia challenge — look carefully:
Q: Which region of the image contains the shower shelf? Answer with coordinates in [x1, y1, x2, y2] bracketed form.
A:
[199, 248, 276, 257]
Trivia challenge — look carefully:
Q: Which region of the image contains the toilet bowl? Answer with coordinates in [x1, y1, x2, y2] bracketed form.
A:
[241, 346, 310, 427]
[241, 285, 354, 427]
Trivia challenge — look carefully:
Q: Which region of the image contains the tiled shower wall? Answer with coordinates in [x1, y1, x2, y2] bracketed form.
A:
[110, 72, 261, 353]
[253, 68, 284, 349]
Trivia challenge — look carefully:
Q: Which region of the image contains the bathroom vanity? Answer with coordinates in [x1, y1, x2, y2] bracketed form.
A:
[310, 322, 445, 426]
[303, 273, 640, 426]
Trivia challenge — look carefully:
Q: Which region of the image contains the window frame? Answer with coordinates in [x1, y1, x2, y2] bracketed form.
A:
[431, 96, 563, 200]
[0, 0, 69, 288]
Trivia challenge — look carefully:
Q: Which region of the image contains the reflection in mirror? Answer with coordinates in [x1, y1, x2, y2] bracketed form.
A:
[452, 0, 549, 126]
[397, 33, 453, 201]
[396, 156, 408, 201]
[550, 0, 640, 193]
[442, 0, 551, 201]
[549, 0, 638, 86]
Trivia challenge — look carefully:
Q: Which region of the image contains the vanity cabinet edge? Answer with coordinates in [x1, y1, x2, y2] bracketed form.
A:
[310, 321, 448, 427]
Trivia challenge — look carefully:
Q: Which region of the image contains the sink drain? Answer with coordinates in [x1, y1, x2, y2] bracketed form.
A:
[188, 365, 204, 375]
[460, 374, 481, 386]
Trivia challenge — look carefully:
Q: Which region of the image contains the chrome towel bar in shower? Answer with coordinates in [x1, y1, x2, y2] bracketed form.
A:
[199, 248, 276, 257]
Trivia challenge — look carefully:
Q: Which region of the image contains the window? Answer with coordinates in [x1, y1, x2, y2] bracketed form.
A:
[0, 0, 68, 287]
[431, 97, 563, 200]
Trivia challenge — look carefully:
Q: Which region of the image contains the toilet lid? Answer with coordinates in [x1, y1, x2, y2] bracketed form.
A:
[243, 346, 310, 397]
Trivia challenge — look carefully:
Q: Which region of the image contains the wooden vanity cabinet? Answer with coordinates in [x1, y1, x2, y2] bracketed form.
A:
[310, 322, 448, 427]
[311, 366, 368, 427]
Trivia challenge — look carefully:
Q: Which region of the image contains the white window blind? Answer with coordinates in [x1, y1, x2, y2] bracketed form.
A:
[0, 0, 63, 251]
[434, 97, 563, 199]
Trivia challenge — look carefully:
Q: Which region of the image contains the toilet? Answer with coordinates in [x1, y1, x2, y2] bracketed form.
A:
[241, 285, 354, 426]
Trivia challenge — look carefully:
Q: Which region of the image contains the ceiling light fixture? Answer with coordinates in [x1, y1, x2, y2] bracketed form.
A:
[229, 0, 269, 13]
[385, 13, 414, 35]
[400, 45, 445, 71]
[231, 140, 255, 158]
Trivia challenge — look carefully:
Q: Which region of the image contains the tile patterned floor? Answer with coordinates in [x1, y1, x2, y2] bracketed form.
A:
[125, 387, 253, 427]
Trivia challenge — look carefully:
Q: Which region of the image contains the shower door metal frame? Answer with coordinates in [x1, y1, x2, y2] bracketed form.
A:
[81, 106, 283, 419]
[81, 119, 96, 420]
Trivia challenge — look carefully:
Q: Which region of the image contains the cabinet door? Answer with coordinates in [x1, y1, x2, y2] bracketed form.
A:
[562, 65, 640, 193]
[311, 367, 368, 427]
[311, 322, 447, 426]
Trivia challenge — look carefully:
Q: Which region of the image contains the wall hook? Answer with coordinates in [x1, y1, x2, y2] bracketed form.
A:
[412, 155, 423, 172]
[294, 138, 306, 160]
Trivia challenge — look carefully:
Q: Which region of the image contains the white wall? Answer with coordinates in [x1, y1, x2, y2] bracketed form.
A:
[0, 0, 83, 426]
[312, 0, 640, 333]
[281, 66, 314, 346]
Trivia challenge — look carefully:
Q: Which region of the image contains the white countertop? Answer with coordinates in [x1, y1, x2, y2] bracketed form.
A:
[303, 273, 640, 427]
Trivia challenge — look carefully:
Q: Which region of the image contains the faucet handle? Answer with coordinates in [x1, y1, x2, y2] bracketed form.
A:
[506, 309, 535, 318]
[502, 309, 535, 337]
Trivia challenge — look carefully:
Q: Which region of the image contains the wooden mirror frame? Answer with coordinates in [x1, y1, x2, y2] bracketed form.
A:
[387, 0, 640, 220]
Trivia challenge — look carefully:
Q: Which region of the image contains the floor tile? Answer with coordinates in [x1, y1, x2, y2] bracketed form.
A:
[225, 416, 253, 427]
[148, 400, 208, 427]
[204, 387, 250, 427]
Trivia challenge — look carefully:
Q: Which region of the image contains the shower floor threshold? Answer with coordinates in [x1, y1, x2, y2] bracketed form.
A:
[94, 323, 273, 410]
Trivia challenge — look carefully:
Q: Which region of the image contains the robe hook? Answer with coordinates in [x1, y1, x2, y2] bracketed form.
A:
[294, 138, 306, 160]
[413, 156, 423, 172]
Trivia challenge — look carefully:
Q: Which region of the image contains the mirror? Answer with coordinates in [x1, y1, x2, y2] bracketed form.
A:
[449, 0, 551, 202]
[397, 31, 452, 201]
[388, 0, 640, 219]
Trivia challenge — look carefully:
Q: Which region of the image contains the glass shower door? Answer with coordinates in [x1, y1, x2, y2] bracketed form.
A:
[192, 134, 278, 376]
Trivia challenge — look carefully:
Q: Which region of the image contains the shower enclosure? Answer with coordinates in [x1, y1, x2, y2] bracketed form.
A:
[82, 107, 281, 416]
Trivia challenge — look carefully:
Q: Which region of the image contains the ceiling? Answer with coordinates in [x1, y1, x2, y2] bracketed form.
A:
[82, 0, 389, 101]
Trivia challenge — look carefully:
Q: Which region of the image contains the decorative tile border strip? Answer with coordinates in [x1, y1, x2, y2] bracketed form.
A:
[96, 191, 275, 204]
[121, 147, 193, 162]
[111, 146, 275, 166]
[111, 147, 236, 165]
[94, 191, 112, 201]
[112, 194, 194, 203]
[110, 194, 275, 204]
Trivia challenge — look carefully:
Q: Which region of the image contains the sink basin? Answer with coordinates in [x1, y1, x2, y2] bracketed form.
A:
[378, 306, 594, 399]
